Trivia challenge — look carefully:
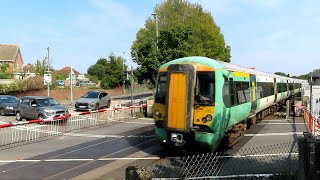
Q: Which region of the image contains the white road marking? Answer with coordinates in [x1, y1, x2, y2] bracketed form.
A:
[108, 119, 154, 124]
[244, 132, 304, 137]
[63, 133, 155, 138]
[63, 133, 123, 138]
[257, 123, 306, 125]
[0, 152, 298, 163]
[45, 159, 94, 162]
[98, 157, 160, 160]
[261, 120, 290, 122]
[0, 157, 160, 163]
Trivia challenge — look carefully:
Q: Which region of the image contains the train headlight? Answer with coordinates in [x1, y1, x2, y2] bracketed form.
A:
[206, 114, 213, 121]
[202, 117, 207, 123]
[155, 110, 162, 118]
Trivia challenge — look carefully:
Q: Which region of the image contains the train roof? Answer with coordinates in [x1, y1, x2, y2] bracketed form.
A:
[159, 56, 307, 83]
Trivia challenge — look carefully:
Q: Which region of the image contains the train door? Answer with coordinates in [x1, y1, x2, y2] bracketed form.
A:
[165, 64, 196, 132]
[250, 74, 257, 114]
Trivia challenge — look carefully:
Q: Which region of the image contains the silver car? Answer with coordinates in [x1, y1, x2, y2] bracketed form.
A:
[75, 91, 111, 111]
[15, 96, 69, 121]
[0, 95, 19, 116]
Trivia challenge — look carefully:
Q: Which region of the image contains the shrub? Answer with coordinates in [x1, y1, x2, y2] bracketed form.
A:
[0, 76, 45, 93]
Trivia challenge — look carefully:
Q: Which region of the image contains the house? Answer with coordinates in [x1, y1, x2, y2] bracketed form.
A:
[22, 63, 36, 79]
[53, 66, 82, 86]
[0, 44, 23, 79]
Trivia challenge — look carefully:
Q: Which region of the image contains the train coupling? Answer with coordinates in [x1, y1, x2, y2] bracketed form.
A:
[171, 133, 185, 146]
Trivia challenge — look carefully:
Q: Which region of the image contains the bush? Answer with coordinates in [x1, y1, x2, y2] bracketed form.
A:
[0, 76, 45, 93]
[0, 73, 13, 79]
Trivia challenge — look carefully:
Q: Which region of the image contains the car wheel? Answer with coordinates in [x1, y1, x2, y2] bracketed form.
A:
[95, 104, 99, 111]
[16, 111, 22, 121]
[107, 100, 111, 108]
[0, 108, 4, 116]
[38, 114, 44, 120]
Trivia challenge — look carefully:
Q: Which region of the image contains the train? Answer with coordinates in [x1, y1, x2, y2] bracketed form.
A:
[152, 56, 308, 151]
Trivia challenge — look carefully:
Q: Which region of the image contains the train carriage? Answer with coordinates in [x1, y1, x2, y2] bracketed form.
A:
[153, 56, 307, 151]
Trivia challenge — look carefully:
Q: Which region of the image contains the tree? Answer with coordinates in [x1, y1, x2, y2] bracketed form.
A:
[131, 0, 231, 88]
[34, 58, 52, 76]
[87, 53, 127, 89]
[0, 63, 13, 79]
[274, 72, 290, 77]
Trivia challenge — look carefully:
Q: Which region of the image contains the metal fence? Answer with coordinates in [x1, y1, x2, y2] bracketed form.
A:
[126, 134, 320, 180]
[0, 105, 149, 150]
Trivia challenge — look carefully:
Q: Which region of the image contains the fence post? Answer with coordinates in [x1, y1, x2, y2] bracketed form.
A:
[298, 133, 310, 180]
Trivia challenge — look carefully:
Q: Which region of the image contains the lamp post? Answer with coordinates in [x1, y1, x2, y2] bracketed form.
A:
[70, 65, 73, 105]
[151, 12, 159, 49]
[122, 52, 126, 94]
[46, 47, 50, 97]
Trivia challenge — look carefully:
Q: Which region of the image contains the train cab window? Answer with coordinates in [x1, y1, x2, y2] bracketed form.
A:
[155, 73, 167, 104]
[195, 72, 215, 105]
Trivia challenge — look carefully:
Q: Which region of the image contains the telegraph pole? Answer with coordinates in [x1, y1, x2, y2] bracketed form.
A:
[131, 66, 134, 106]
[123, 52, 126, 94]
[151, 13, 159, 50]
[70, 65, 74, 105]
[310, 72, 313, 112]
[47, 47, 50, 97]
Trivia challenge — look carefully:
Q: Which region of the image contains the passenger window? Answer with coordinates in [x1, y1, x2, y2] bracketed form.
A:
[235, 82, 250, 104]
[30, 99, 37, 107]
[22, 99, 30, 105]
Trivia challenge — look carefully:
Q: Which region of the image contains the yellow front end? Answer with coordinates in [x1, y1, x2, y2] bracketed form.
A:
[167, 72, 187, 131]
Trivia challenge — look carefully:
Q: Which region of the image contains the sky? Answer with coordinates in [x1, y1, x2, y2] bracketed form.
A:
[0, 0, 319, 76]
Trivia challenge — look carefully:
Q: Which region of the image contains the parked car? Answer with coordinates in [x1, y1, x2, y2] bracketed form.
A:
[57, 80, 65, 86]
[0, 95, 19, 116]
[15, 96, 69, 121]
[75, 91, 111, 111]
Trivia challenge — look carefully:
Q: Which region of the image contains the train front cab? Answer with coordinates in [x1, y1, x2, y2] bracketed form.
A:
[153, 63, 219, 150]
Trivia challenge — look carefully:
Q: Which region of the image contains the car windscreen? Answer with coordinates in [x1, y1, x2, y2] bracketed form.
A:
[83, 92, 99, 98]
[37, 98, 59, 107]
[0, 96, 18, 103]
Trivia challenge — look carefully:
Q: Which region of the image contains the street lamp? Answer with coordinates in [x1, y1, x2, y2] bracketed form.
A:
[46, 47, 50, 97]
[151, 12, 159, 49]
[123, 52, 125, 94]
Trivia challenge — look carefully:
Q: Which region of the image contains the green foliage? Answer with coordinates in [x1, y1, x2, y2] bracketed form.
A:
[295, 68, 320, 80]
[34, 58, 52, 75]
[87, 53, 126, 89]
[274, 72, 290, 77]
[131, 0, 231, 88]
[0, 73, 13, 79]
[0, 76, 45, 93]
[51, 73, 68, 88]
[312, 68, 320, 74]
[0, 64, 13, 79]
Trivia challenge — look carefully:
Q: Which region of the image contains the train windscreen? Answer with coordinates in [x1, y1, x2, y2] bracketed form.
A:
[155, 72, 167, 104]
[195, 72, 215, 106]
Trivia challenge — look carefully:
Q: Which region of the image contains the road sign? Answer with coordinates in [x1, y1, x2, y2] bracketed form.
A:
[44, 74, 52, 85]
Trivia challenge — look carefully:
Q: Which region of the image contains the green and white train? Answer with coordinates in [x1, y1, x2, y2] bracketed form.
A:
[153, 56, 307, 151]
